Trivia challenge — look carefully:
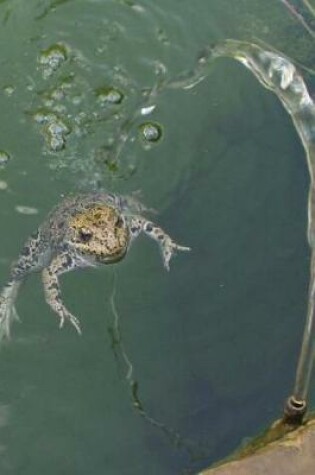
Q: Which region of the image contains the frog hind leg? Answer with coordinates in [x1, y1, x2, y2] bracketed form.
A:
[42, 252, 88, 335]
[0, 280, 22, 340]
[10, 230, 48, 280]
[0, 230, 46, 340]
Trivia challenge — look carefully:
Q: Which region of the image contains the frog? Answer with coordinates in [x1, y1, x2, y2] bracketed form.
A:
[0, 192, 190, 338]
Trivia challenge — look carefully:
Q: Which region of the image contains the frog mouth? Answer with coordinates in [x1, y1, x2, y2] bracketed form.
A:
[74, 245, 128, 264]
[95, 246, 127, 264]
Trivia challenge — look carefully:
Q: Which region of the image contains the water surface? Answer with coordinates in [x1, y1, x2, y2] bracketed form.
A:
[0, 1, 314, 473]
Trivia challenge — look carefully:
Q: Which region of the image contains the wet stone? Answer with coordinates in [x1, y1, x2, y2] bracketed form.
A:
[139, 121, 163, 143]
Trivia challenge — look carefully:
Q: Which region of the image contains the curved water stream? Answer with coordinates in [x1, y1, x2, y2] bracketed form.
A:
[209, 40, 315, 414]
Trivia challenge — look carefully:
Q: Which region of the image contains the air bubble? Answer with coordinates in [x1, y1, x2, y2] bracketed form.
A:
[50, 88, 65, 101]
[96, 87, 124, 105]
[15, 206, 38, 215]
[49, 135, 65, 151]
[156, 28, 169, 45]
[39, 44, 68, 78]
[32, 109, 57, 125]
[44, 119, 70, 152]
[52, 104, 67, 114]
[3, 86, 14, 97]
[47, 120, 70, 136]
[141, 104, 156, 116]
[72, 95, 82, 106]
[0, 180, 8, 191]
[0, 151, 10, 167]
[139, 122, 163, 143]
[32, 110, 71, 152]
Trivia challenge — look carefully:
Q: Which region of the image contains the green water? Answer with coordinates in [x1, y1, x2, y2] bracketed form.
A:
[0, 1, 314, 473]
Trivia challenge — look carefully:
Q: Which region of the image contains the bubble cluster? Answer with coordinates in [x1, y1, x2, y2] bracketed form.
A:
[45, 120, 70, 151]
[33, 110, 70, 152]
[38, 44, 68, 79]
[32, 38, 164, 174]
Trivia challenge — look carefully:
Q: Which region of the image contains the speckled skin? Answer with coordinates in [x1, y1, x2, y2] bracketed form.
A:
[0, 192, 190, 337]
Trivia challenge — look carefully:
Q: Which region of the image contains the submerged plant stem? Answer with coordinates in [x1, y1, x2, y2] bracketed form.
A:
[107, 270, 212, 463]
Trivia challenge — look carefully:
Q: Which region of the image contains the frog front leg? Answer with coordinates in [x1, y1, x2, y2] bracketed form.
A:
[42, 252, 88, 335]
[130, 217, 190, 270]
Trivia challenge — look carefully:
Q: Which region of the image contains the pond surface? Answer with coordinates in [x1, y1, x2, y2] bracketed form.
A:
[0, 1, 314, 474]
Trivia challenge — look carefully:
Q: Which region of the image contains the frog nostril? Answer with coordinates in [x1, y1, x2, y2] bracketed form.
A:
[79, 227, 93, 242]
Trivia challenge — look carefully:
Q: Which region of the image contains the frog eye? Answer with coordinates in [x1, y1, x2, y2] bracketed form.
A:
[78, 227, 93, 242]
[116, 216, 124, 228]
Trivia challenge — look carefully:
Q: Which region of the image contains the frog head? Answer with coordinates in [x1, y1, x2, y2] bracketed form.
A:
[67, 205, 129, 264]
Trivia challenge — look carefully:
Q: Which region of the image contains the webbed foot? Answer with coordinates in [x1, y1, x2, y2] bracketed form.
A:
[57, 308, 82, 335]
[162, 239, 191, 271]
[42, 264, 82, 336]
